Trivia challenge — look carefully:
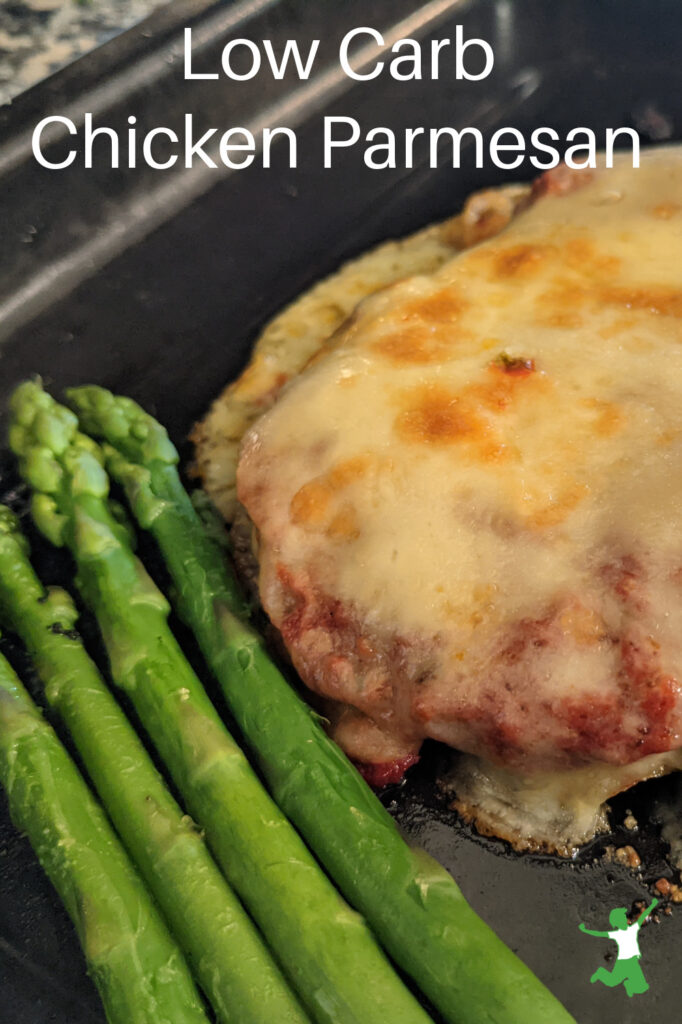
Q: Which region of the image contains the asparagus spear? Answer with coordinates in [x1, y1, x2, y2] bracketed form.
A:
[9, 379, 433, 1024]
[0, 646, 210, 1024]
[68, 383, 577, 1024]
[0, 506, 308, 1024]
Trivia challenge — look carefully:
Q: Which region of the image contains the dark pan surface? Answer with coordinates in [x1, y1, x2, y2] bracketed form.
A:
[1, 2, 681, 1021]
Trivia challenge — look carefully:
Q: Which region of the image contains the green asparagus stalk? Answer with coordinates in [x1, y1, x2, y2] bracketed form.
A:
[0, 647, 210, 1024]
[0, 506, 308, 1024]
[68, 383, 577, 1024]
[9, 379, 433, 1024]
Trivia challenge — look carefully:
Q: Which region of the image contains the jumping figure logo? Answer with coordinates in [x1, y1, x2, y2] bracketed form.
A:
[579, 897, 659, 997]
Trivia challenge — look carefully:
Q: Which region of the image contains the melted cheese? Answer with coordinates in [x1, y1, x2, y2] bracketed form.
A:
[242, 152, 682, 624]
[448, 750, 682, 856]
[238, 150, 682, 818]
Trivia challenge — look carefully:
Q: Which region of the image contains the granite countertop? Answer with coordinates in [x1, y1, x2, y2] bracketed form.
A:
[0, 0, 171, 105]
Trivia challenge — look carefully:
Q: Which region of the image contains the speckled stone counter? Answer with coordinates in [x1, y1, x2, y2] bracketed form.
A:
[0, 0, 170, 105]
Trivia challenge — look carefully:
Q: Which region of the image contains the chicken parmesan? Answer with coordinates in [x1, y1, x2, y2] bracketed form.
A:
[199, 148, 682, 852]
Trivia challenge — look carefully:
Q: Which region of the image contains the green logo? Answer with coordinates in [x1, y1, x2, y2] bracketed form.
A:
[579, 897, 659, 997]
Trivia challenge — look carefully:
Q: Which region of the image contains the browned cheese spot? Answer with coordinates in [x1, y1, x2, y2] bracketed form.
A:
[528, 480, 590, 528]
[373, 326, 462, 365]
[562, 237, 621, 275]
[326, 504, 361, 541]
[652, 202, 681, 220]
[372, 288, 471, 366]
[289, 479, 332, 527]
[394, 384, 483, 446]
[599, 285, 682, 319]
[580, 397, 624, 437]
[399, 288, 470, 323]
[491, 243, 550, 278]
[394, 367, 543, 461]
[290, 455, 376, 540]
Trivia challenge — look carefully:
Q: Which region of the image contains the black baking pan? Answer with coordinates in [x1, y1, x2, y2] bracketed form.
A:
[1, 1, 681, 1021]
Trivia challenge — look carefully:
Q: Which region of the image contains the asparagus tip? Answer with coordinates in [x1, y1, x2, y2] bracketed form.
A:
[68, 386, 179, 467]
